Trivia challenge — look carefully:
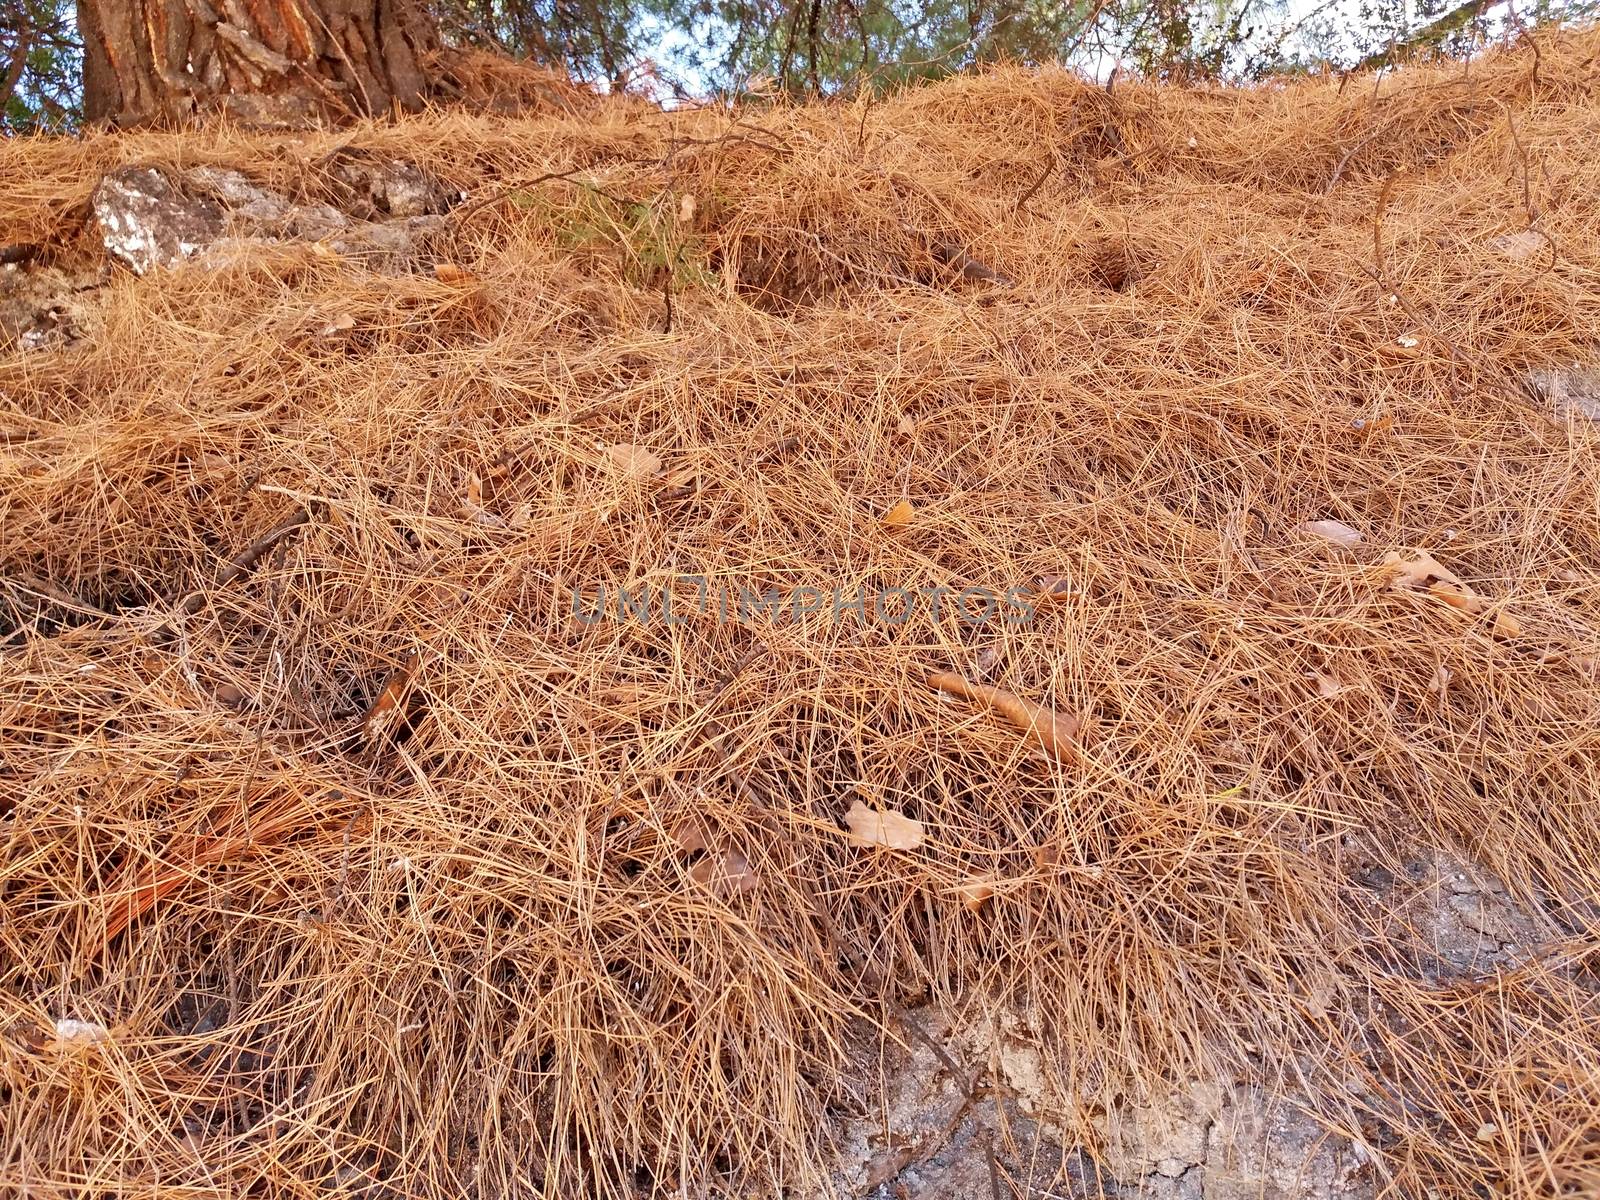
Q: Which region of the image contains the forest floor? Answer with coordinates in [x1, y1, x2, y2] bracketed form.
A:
[4, 33, 1600, 1199]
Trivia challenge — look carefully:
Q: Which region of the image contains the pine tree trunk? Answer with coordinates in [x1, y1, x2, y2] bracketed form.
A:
[77, 1, 440, 127]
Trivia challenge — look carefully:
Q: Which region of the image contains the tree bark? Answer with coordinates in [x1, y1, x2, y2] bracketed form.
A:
[1355, 0, 1489, 72]
[77, 0, 440, 127]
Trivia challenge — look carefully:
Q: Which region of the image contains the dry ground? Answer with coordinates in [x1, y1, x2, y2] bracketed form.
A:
[4, 33, 1600, 1199]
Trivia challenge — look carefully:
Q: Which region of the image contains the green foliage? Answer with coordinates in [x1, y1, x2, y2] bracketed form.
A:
[1, 0, 78, 132]
[4, 0, 1598, 135]
[450, 0, 1594, 95]
[509, 184, 711, 288]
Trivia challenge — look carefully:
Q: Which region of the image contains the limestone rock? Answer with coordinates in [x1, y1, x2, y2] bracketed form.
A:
[89, 162, 452, 277]
[91, 166, 225, 275]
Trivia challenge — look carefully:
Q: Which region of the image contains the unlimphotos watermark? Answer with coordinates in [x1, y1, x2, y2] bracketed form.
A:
[569, 578, 1038, 626]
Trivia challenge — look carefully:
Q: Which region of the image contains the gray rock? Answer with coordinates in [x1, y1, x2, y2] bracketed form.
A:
[318, 151, 456, 220]
[88, 161, 452, 277]
[1526, 363, 1600, 422]
[1, 263, 99, 351]
[91, 167, 225, 275]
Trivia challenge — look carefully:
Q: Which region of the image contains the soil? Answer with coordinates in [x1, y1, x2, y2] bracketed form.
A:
[820, 844, 1572, 1199]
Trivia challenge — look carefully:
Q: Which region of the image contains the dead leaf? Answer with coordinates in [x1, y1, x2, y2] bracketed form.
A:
[688, 848, 759, 895]
[1379, 550, 1521, 638]
[677, 193, 697, 224]
[896, 414, 917, 435]
[1035, 575, 1076, 602]
[433, 262, 478, 285]
[363, 650, 419, 742]
[606, 443, 662, 480]
[954, 874, 997, 910]
[844, 799, 924, 851]
[1299, 519, 1362, 549]
[925, 670, 1078, 763]
[882, 498, 915, 527]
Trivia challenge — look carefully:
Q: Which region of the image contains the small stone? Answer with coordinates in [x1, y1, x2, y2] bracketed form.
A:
[1527, 363, 1600, 422]
[1489, 229, 1545, 260]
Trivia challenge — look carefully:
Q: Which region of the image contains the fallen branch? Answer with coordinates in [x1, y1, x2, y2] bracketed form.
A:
[932, 240, 1014, 286]
[152, 508, 311, 640]
[1013, 157, 1057, 214]
[3, 573, 113, 622]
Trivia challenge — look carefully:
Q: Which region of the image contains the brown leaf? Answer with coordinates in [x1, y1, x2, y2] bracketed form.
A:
[433, 262, 478, 285]
[896, 414, 917, 435]
[954, 874, 996, 910]
[363, 651, 419, 743]
[882, 498, 915, 527]
[688, 848, 759, 895]
[925, 670, 1078, 763]
[606, 443, 662, 480]
[1380, 550, 1520, 638]
[844, 799, 924, 851]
